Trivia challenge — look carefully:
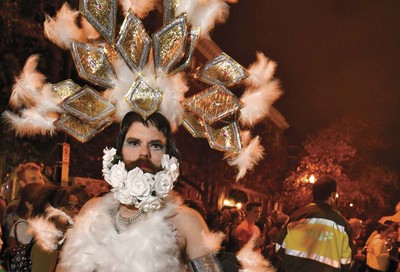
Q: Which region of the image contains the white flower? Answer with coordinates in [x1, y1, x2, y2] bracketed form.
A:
[126, 168, 152, 197]
[138, 196, 162, 212]
[161, 155, 179, 181]
[113, 187, 134, 205]
[103, 147, 117, 165]
[154, 171, 174, 197]
[108, 161, 127, 188]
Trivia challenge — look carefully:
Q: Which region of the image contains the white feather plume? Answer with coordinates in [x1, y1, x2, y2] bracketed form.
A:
[110, 57, 137, 121]
[119, 0, 158, 18]
[237, 238, 276, 272]
[157, 71, 188, 132]
[39, 83, 64, 112]
[245, 52, 277, 88]
[44, 3, 82, 49]
[239, 80, 282, 127]
[80, 17, 100, 40]
[28, 217, 64, 252]
[9, 55, 45, 109]
[226, 136, 265, 181]
[176, 0, 230, 37]
[1, 109, 58, 137]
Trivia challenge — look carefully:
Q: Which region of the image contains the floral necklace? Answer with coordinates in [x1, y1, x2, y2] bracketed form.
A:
[102, 147, 180, 212]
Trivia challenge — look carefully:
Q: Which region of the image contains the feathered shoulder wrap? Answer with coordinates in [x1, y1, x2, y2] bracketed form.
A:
[58, 193, 184, 272]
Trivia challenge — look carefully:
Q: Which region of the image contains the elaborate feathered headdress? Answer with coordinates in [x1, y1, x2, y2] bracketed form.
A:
[2, 0, 282, 180]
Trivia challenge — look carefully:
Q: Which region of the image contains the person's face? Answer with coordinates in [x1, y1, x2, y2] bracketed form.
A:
[248, 206, 261, 222]
[121, 122, 167, 174]
[22, 169, 44, 186]
[62, 194, 81, 218]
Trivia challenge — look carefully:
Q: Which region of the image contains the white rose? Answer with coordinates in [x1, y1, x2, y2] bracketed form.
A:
[138, 196, 162, 212]
[108, 161, 127, 188]
[103, 147, 117, 164]
[154, 171, 173, 197]
[161, 155, 179, 181]
[126, 168, 152, 197]
[113, 187, 134, 205]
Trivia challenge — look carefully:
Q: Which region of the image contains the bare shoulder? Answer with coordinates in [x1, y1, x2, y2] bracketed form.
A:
[173, 205, 207, 229]
[77, 196, 103, 216]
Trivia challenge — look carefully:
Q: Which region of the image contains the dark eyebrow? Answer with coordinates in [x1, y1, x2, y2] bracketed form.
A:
[125, 137, 141, 142]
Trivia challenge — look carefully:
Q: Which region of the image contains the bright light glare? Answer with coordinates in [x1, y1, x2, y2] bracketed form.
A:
[335, 193, 339, 198]
[236, 202, 242, 209]
[309, 175, 316, 184]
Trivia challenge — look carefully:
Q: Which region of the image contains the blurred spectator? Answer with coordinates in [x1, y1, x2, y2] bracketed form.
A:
[8, 183, 44, 247]
[233, 202, 263, 251]
[276, 175, 353, 272]
[366, 223, 391, 272]
[225, 208, 244, 252]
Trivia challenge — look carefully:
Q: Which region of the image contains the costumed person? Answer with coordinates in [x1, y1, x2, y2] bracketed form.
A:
[276, 175, 354, 272]
[2, 0, 283, 271]
[57, 111, 273, 272]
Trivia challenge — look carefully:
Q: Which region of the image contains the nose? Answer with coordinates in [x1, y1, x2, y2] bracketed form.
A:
[139, 144, 150, 158]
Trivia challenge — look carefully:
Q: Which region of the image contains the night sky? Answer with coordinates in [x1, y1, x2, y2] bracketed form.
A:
[212, 1, 400, 173]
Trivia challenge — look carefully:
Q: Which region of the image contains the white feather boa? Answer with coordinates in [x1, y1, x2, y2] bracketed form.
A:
[58, 193, 185, 272]
[237, 239, 276, 272]
[119, 0, 158, 19]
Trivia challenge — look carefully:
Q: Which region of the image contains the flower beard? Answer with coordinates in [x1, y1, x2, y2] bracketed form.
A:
[124, 158, 162, 174]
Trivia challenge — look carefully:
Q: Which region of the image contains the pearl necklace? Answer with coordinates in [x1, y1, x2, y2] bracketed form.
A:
[117, 210, 146, 225]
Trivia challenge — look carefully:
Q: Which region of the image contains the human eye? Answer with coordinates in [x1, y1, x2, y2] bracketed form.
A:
[150, 142, 165, 151]
[126, 139, 140, 147]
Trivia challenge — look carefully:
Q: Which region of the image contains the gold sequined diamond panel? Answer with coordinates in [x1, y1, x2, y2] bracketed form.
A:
[197, 52, 248, 87]
[80, 0, 117, 44]
[125, 76, 163, 119]
[172, 27, 200, 74]
[54, 114, 112, 143]
[116, 11, 151, 73]
[182, 111, 207, 138]
[163, 0, 181, 24]
[52, 79, 81, 101]
[62, 86, 116, 124]
[183, 85, 241, 124]
[71, 41, 116, 88]
[153, 13, 187, 73]
[205, 121, 242, 153]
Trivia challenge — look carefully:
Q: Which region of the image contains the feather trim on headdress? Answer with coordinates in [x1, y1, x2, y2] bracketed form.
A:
[2, 109, 58, 136]
[157, 72, 188, 132]
[244, 52, 277, 88]
[9, 55, 45, 109]
[119, 0, 158, 18]
[44, 3, 82, 49]
[226, 136, 265, 181]
[239, 80, 282, 127]
[236, 238, 276, 272]
[176, 0, 230, 37]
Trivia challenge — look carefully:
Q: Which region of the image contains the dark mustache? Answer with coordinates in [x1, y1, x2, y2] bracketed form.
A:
[124, 158, 162, 173]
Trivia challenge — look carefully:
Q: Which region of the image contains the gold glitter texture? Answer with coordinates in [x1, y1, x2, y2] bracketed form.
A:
[184, 85, 242, 124]
[125, 76, 163, 119]
[116, 11, 151, 73]
[54, 114, 112, 143]
[172, 27, 200, 74]
[51, 80, 81, 101]
[197, 52, 248, 86]
[182, 111, 207, 138]
[80, 0, 117, 43]
[205, 121, 242, 153]
[71, 41, 115, 88]
[153, 14, 187, 73]
[163, 0, 181, 24]
[62, 86, 116, 124]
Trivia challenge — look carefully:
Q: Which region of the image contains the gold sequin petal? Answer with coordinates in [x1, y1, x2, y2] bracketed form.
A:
[183, 85, 242, 124]
[182, 111, 207, 138]
[124, 76, 163, 119]
[197, 52, 249, 87]
[116, 11, 151, 73]
[153, 13, 187, 73]
[61, 86, 116, 124]
[205, 121, 242, 153]
[51, 79, 82, 101]
[80, 0, 117, 44]
[70, 41, 116, 88]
